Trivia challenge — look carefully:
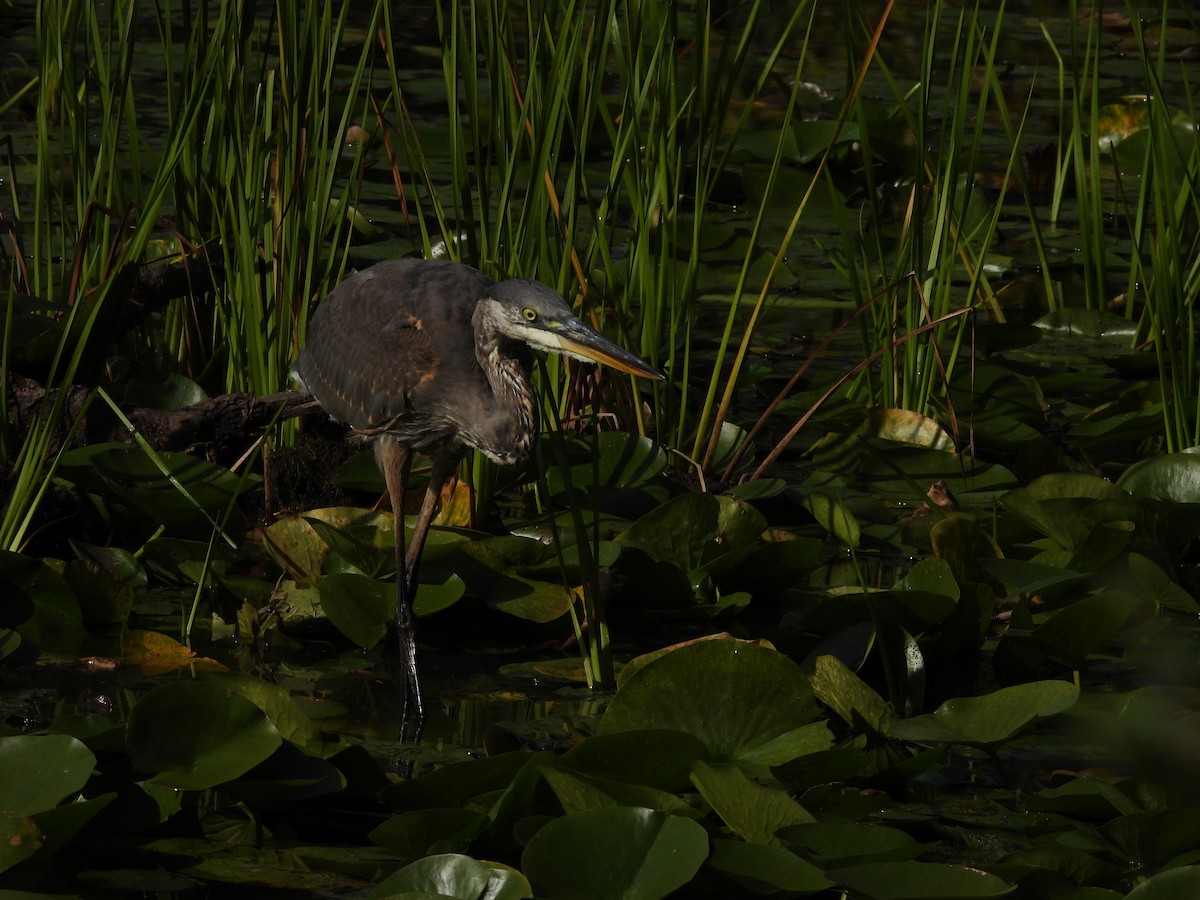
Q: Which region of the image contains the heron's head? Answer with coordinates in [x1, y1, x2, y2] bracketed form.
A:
[480, 280, 663, 380]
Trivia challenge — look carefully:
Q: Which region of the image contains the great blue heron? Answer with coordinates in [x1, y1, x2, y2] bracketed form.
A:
[293, 258, 661, 734]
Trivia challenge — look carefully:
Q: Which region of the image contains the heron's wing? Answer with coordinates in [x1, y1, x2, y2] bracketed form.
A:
[294, 260, 484, 436]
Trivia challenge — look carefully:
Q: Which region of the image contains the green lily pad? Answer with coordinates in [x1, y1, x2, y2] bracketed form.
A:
[369, 853, 531, 899]
[691, 760, 815, 845]
[999, 474, 1129, 551]
[827, 860, 1014, 898]
[318, 573, 392, 649]
[369, 808, 489, 857]
[200, 673, 322, 751]
[978, 558, 1089, 597]
[562, 729, 709, 793]
[521, 807, 708, 900]
[263, 507, 396, 580]
[124, 372, 207, 410]
[808, 654, 897, 735]
[860, 447, 1017, 501]
[802, 489, 860, 547]
[1068, 406, 1165, 449]
[380, 752, 532, 811]
[543, 431, 666, 493]
[0, 813, 41, 873]
[887, 680, 1079, 745]
[779, 821, 931, 867]
[0, 734, 95, 815]
[601, 638, 822, 765]
[811, 409, 956, 475]
[55, 443, 256, 535]
[707, 838, 831, 893]
[615, 493, 766, 590]
[1028, 590, 1137, 666]
[452, 539, 573, 622]
[1035, 308, 1138, 340]
[542, 766, 694, 817]
[126, 680, 282, 789]
[1103, 811, 1200, 870]
[1119, 453, 1200, 503]
[0, 550, 83, 655]
[1125, 865, 1200, 899]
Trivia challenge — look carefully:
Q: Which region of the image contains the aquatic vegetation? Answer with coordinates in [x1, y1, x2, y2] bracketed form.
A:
[2, 0, 1200, 897]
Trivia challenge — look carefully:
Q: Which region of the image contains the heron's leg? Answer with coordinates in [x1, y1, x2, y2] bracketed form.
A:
[376, 437, 424, 740]
[403, 454, 459, 596]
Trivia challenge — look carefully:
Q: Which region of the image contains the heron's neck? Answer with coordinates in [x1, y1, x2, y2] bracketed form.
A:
[471, 301, 537, 464]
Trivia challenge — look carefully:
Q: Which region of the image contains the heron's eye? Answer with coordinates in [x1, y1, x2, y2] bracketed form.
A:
[522, 307, 538, 322]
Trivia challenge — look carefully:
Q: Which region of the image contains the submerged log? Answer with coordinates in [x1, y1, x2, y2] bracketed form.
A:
[5, 374, 319, 459]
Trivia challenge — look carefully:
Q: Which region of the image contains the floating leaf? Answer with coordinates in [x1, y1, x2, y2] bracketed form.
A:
[0, 734, 95, 815]
[1125, 865, 1200, 899]
[563, 730, 710, 793]
[602, 638, 822, 765]
[860, 448, 1017, 501]
[978, 558, 1088, 597]
[930, 515, 1002, 585]
[521, 807, 708, 900]
[369, 853, 531, 900]
[0, 550, 83, 654]
[691, 760, 815, 844]
[888, 680, 1079, 745]
[1035, 308, 1138, 339]
[803, 489, 860, 548]
[380, 752, 531, 811]
[811, 410, 955, 474]
[827, 860, 1013, 898]
[707, 838, 831, 894]
[369, 809, 489, 857]
[126, 680, 282, 789]
[780, 821, 930, 867]
[453, 539, 573, 622]
[999, 474, 1128, 550]
[55, 443, 256, 535]
[121, 629, 225, 676]
[1119, 453, 1200, 503]
[543, 432, 666, 493]
[808, 655, 897, 735]
[542, 767, 693, 818]
[0, 813, 41, 873]
[318, 573, 392, 649]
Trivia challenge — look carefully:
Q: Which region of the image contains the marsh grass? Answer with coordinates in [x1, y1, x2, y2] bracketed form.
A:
[5, 1, 1199, 664]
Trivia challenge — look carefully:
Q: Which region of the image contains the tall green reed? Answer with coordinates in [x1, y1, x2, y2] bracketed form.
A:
[1121, 9, 1200, 451]
[3, 0, 224, 550]
[2, 0, 386, 550]
[377, 0, 821, 685]
[829, 1, 1013, 421]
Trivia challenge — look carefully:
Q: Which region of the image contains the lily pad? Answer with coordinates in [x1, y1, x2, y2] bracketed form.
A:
[1125, 865, 1200, 899]
[601, 638, 823, 765]
[887, 680, 1079, 745]
[369, 853, 531, 899]
[0, 734, 95, 815]
[126, 680, 282, 789]
[1119, 453, 1200, 503]
[318, 573, 392, 649]
[543, 431, 666, 493]
[521, 807, 708, 900]
[369, 809, 489, 857]
[691, 760, 815, 844]
[827, 860, 1014, 898]
[779, 821, 931, 867]
[707, 838, 831, 894]
[562, 729, 709, 793]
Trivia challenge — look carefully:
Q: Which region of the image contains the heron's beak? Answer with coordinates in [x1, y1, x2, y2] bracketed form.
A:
[550, 318, 664, 380]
